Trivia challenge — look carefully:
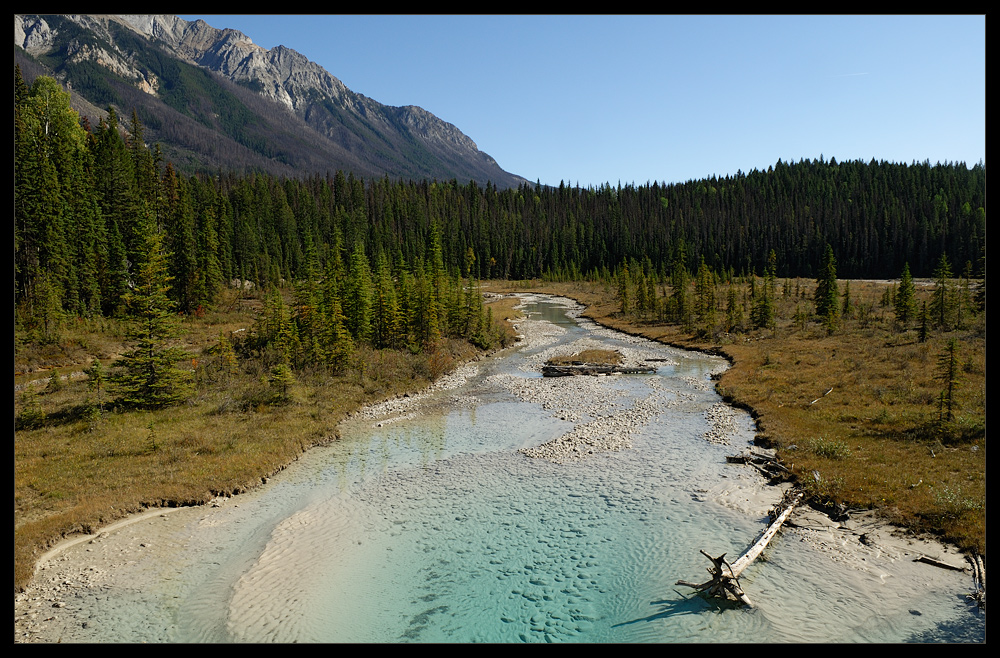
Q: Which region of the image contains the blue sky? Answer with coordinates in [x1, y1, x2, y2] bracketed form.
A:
[179, 15, 985, 189]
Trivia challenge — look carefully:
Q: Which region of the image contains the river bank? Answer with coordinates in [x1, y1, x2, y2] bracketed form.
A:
[14, 294, 983, 643]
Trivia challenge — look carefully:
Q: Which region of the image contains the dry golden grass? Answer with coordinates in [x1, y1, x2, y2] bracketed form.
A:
[13, 289, 519, 593]
[485, 278, 985, 556]
[546, 349, 623, 367]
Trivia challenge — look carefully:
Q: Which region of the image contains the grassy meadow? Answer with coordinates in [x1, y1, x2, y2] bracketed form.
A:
[487, 278, 985, 558]
[13, 279, 984, 595]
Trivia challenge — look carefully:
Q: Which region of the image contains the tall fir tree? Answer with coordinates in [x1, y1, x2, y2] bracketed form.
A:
[894, 262, 917, 326]
[814, 244, 839, 333]
[111, 229, 193, 409]
[930, 252, 955, 329]
[344, 241, 374, 344]
[937, 338, 960, 423]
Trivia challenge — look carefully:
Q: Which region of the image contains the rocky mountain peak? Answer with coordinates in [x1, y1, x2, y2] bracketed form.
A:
[14, 14, 528, 187]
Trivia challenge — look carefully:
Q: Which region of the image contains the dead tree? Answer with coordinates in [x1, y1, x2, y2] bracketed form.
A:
[677, 490, 803, 606]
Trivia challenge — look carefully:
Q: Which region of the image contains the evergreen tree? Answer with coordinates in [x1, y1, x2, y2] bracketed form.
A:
[894, 262, 917, 326]
[84, 359, 107, 413]
[814, 244, 839, 333]
[321, 287, 354, 373]
[161, 166, 198, 312]
[669, 258, 692, 330]
[194, 198, 222, 310]
[617, 261, 632, 315]
[111, 229, 193, 409]
[929, 252, 955, 329]
[937, 338, 960, 423]
[14, 74, 81, 328]
[344, 242, 374, 343]
[725, 283, 745, 333]
[269, 360, 296, 404]
[752, 251, 776, 330]
[371, 251, 402, 349]
[695, 256, 716, 334]
[293, 238, 323, 365]
[918, 301, 929, 343]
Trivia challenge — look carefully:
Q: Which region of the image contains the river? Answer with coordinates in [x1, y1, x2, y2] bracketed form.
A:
[14, 295, 984, 643]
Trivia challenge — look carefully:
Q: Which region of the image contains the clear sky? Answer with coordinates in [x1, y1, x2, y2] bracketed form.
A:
[178, 14, 985, 189]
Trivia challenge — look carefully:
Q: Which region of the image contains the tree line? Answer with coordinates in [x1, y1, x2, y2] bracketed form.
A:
[15, 67, 986, 359]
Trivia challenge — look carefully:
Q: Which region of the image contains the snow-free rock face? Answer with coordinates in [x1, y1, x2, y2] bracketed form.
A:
[14, 14, 527, 187]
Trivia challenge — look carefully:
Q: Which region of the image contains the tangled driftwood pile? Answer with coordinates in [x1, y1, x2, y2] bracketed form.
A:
[676, 490, 803, 606]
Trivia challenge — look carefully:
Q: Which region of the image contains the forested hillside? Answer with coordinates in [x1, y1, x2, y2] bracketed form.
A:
[14, 14, 528, 188]
[15, 66, 986, 347]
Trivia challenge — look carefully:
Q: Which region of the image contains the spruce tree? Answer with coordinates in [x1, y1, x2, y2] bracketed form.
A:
[841, 280, 852, 320]
[725, 283, 744, 333]
[696, 256, 716, 333]
[321, 289, 354, 373]
[371, 251, 401, 349]
[894, 262, 917, 326]
[617, 261, 632, 315]
[930, 253, 954, 329]
[752, 252, 776, 330]
[669, 258, 692, 330]
[937, 338, 960, 423]
[344, 242, 374, 343]
[111, 229, 193, 409]
[814, 244, 839, 333]
[84, 359, 107, 412]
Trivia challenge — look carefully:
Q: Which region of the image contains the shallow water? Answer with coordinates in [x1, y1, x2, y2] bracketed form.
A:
[31, 296, 984, 643]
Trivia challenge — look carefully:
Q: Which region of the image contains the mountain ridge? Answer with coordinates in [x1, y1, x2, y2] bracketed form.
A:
[14, 14, 529, 188]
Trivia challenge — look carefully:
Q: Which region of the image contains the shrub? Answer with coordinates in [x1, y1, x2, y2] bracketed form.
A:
[811, 437, 851, 460]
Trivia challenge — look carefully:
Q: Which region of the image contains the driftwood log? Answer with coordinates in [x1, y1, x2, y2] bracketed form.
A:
[967, 552, 986, 608]
[541, 364, 656, 377]
[726, 448, 791, 481]
[677, 490, 804, 606]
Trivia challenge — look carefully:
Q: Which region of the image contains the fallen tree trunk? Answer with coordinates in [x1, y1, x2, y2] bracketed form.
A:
[967, 552, 986, 608]
[541, 364, 656, 377]
[676, 490, 804, 607]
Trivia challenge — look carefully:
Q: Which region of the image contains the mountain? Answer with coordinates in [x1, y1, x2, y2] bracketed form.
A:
[13, 14, 529, 188]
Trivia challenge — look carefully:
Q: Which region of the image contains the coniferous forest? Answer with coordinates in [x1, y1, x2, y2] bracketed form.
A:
[14, 64, 988, 395]
[15, 66, 985, 345]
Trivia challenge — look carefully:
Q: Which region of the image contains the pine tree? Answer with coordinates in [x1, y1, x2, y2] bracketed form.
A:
[293, 237, 323, 364]
[937, 338, 960, 423]
[918, 301, 929, 343]
[814, 244, 839, 333]
[162, 167, 198, 313]
[321, 289, 354, 373]
[752, 252, 776, 330]
[725, 283, 744, 333]
[371, 251, 401, 349]
[894, 262, 917, 326]
[194, 200, 222, 310]
[695, 256, 716, 334]
[344, 242, 373, 343]
[84, 359, 107, 413]
[617, 261, 632, 315]
[111, 229, 193, 409]
[929, 253, 955, 329]
[669, 258, 692, 330]
[269, 360, 296, 404]
[841, 280, 852, 320]
[14, 74, 82, 330]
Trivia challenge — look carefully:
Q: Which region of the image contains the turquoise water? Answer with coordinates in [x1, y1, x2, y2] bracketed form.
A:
[58, 296, 982, 643]
[192, 297, 981, 643]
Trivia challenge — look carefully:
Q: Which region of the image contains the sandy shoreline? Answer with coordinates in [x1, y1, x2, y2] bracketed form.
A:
[13, 294, 983, 643]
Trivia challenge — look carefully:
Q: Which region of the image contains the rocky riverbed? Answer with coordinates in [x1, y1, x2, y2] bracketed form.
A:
[14, 294, 983, 643]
